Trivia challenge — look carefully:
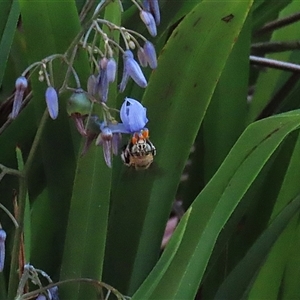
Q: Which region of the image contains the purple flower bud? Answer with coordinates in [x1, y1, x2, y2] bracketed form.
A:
[49, 286, 59, 300]
[11, 76, 28, 119]
[15, 76, 28, 90]
[96, 127, 113, 168]
[120, 50, 147, 91]
[11, 92, 23, 119]
[120, 98, 148, 133]
[36, 287, 59, 300]
[143, 41, 157, 69]
[98, 68, 109, 102]
[149, 0, 160, 25]
[0, 229, 6, 272]
[137, 47, 148, 67]
[106, 58, 117, 83]
[142, 0, 150, 11]
[140, 10, 157, 37]
[45, 87, 59, 120]
[143, 0, 160, 26]
[87, 75, 98, 96]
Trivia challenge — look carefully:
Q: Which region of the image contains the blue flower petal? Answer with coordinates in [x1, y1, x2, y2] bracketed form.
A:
[123, 50, 147, 88]
[120, 98, 148, 133]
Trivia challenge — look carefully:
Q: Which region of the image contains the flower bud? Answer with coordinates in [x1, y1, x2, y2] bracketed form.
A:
[149, 0, 160, 25]
[11, 76, 28, 119]
[96, 127, 113, 168]
[120, 50, 147, 92]
[15, 76, 28, 90]
[143, 0, 160, 25]
[0, 229, 6, 272]
[45, 87, 59, 120]
[120, 97, 148, 133]
[67, 89, 92, 116]
[137, 47, 148, 67]
[87, 75, 98, 96]
[140, 10, 157, 37]
[106, 58, 117, 83]
[143, 41, 157, 69]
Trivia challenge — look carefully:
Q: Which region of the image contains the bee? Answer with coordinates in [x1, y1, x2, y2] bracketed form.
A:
[121, 129, 156, 170]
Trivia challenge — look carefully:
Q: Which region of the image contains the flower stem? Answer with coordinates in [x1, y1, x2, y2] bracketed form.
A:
[7, 109, 49, 299]
[250, 55, 300, 73]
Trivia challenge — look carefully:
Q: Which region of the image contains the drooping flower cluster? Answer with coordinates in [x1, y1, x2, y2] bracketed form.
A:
[9, 0, 160, 169]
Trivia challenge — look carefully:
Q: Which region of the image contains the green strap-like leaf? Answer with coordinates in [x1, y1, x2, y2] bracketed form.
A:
[214, 193, 300, 300]
[104, 0, 254, 296]
[0, 1, 20, 87]
[133, 110, 300, 299]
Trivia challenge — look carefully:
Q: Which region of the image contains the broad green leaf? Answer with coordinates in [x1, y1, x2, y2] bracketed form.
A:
[60, 2, 121, 299]
[214, 193, 300, 300]
[7, 1, 90, 297]
[247, 130, 300, 299]
[104, 0, 253, 296]
[202, 14, 250, 182]
[281, 220, 300, 298]
[133, 110, 300, 299]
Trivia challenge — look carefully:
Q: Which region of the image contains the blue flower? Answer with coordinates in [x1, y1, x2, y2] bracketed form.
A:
[119, 50, 147, 92]
[120, 98, 148, 133]
[95, 98, 149, 167]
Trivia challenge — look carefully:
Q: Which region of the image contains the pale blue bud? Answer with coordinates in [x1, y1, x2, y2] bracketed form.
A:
[45, 87, 59, 120]
[144, 41, 157, 69]
[11, 76, 28, 119]
[0, 229, 6, 272]
[143, 0, 160, 25]
[120, 50, 147, 91]
[140, 10, 157, 37]
[137, 47, 148, 67]
[87, 75, 98, 96]
[106, 58, 117, 83]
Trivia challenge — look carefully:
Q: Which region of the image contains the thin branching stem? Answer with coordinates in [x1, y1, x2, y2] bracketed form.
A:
[0, 164, 23, 181]
[7, 108, 49, 298]
[0, 204, 19, 228]
[79, 0, 96, 22]
[250, 55, 300, 73]
[18, 278, 129, 300]
[255, 11, 300, 36]
[251, 40, 300, 54]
